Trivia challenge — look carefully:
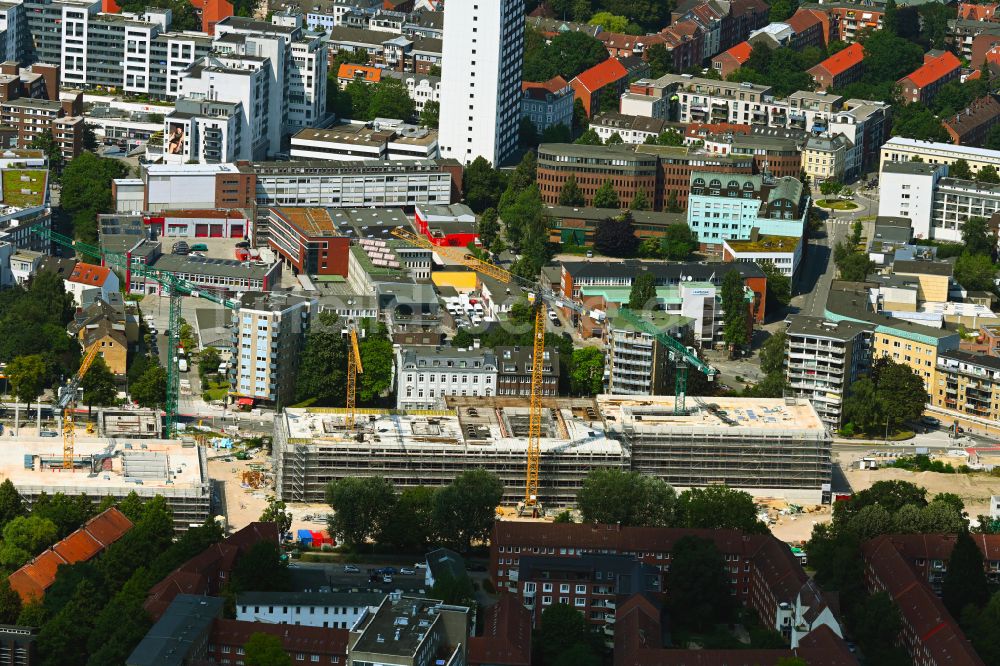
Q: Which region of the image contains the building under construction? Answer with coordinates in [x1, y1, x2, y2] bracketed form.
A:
[272, 398, 627, 505]
[598, 395, 832, 504]
[0, 437, 210, 529]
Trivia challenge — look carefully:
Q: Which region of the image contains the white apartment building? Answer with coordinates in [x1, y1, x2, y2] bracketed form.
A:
[0, 2, 21, 63]
[438, 0, 524, 166]
[396, 346, 498, 410]
[161, 97, 243, 164]
[306, 0, 382, 31]
[236, 591, 384, 630]
[879, 137, 1000, 176]
[383, 70, 440, 114]
[230, 292, 318, 407]
[877, 161, 946, 241]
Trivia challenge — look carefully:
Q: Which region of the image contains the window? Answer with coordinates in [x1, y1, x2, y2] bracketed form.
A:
[575, 585, 586, 594]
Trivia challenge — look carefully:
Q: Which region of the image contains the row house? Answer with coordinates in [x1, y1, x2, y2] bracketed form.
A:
[958, 2, 998, 21]
[808, 42, 865, 91]
[326, 25, 442, 74]
[798, 2, 883, 43]
[786, 9, 831, 49]
[863, 535, 988, 666]
[492, 522, 844, 645]
[942, 95, 1000, 146]
[671, 0, 770, 58]
[570, 56, 648, 117]
[949, 19, 1000, 61]
[712, 41, 753, 78]
[898, 50, 962, 106]
[495, 346, 559, 398]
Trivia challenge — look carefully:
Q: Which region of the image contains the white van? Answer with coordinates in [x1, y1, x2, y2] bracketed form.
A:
[178, 358, 189, 372]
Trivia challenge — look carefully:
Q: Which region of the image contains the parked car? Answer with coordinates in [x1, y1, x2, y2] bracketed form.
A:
[235, 241, 251, 249]
[172, 241, 190, 255]
[399, 567, 416, 575]
[414, 562, 427, 570]
[921, 416, 941, 427]
[343, 565, 360, 573]
[190, 243, 208, 252]
[40, 430, 58, 437]
[382, 574, 393, 584]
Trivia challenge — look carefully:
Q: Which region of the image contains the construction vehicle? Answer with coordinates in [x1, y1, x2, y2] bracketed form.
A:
[345, 326, 364, 429]
[35, 228, 239, 438]
[56, 343, 101, 469]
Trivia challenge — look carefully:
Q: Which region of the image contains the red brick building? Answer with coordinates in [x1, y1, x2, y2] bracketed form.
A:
[712, 41, 753, 78]
[0, 93, 85, 160]
[942, 95, 1000, 146]
[863, 535, 991, 666]
[808, 42, 865, 91]
[266, 207, 351, 277]
[570, 58, 628, 117]
[958, 2, 998, 21]
[825, 4, 883, 43]
[467, 595, 532, 666]
[899, 51, 963, 105]
[787, 9, 831, 49]
[208, 619, 348, 664]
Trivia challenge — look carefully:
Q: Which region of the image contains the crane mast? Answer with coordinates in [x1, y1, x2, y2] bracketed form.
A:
[59, 343, 101, 469]
[346, 327, 364, 429]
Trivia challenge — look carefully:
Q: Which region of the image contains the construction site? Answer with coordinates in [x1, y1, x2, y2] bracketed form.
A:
[599, 395, 833, 504]
[272, 395, 833, 507]
[272, 398, 627, 505]
[0, 435, 211, 530]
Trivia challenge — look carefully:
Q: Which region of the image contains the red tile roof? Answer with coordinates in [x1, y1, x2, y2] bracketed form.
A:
[67, 262, 113, 287]
[810, 42, 865, 78]
[197, 0, 233, 34]
[211, 619, 348, 656]
[8, 508, 133, 602]
[721, 41, 753, 65]
[338, 63, 382, 83]
[102, 0, 120, 11]
[685, 122, 752, 138]
[468, 595, 532, 666]
[572, 58, 628, 94]
[522, 76, 570, 99]
[786, 9, 824, 34]
[958, 2, 998, 20]
[900, 51, 962, 89]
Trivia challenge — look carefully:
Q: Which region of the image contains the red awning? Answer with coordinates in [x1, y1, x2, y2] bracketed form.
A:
[237, 397, 254, 407]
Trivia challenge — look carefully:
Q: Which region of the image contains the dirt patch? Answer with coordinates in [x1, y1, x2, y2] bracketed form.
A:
[207, 455, 272, 531]
[845, 467, 1000, 518]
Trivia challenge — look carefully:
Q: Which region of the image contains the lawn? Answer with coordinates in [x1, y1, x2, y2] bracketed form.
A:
[816, 199, 859, 211]
[1, 170, 47, 207]
[202, 380, 229, 402]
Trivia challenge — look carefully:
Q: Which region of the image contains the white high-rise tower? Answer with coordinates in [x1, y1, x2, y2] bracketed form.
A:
[438, 0, 524, 167]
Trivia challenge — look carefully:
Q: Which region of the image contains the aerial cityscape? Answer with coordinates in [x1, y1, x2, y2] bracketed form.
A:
[0, 0, 998, 663]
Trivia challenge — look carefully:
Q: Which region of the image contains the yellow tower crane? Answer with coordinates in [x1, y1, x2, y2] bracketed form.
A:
[58, 343, 102, 469]
[345, 327, 364, 429]
[390, 227, 588, 512]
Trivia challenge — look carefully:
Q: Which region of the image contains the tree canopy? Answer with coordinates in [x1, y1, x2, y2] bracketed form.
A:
[523, 29, 610, 83]
[578, 469, 676, 527]
[593, 212, 639, 257]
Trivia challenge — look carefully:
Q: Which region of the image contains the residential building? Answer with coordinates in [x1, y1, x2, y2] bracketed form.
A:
[898, 50, 962, 105]
[863, 536, 986, 666]
[0, 95, 84, 159]
[383, 69, 440, 114]
[808, 42, 865, 90]
[948, 18, 1000, 61]
[159, 96, 244, 164]
[229, 292, 318, 407]
[337, 62, 382, 87]
[492, 521, 845, 646]
[326, 26, 442, 75]
[786, 9, 829, 49]
[289, 123, 439, 162]
[880, 136, 1000, 175]
[467, 596, 531, 666]
[932, 350, 1000, 437]
[786, 316, 872, 429]
[306, 0, 381, 30]
[600, 395, 833, 503]
[671, 0, 770, 58]
[877, 161, 946, 241]
[79, 318, 128, 374]
[265, 207, 352, 277]
[396, 346, 498, 410]
[802, 133, 852, 183]
[8, 249, 41, 285]
[235, 591, 384, 629]
[63, 261, 120, 307]
[712, 41, 753, 79]
[942, 95, 1000, 146]
[273, 401, 627, 505]
[605, 312, 688, 395]
[570, 56, 644, 117]
[126, 594, 224, 666]
[687, 172, 808, 251]
[495, 346, 559, 397]
[810, 2, 883, 43]
[536, 142, 755, 212]
[0, 161, 51, 253]
[438, 0, 523, 166]
[8, 508, 133, 603]
[425, 547, 466, 588]
[701, 130, 805, 179]
[349, 596, 471, 666]
[515, 553, 661, 630]
[521, 76, 573, 134]
[589, 112, 668, 144]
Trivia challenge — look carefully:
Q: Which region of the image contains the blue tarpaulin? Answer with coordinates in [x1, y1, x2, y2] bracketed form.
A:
[297, 529, 313, 545]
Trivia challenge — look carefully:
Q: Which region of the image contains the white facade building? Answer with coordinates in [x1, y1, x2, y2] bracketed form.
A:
[236, 591, 383, 630]
[383, 70, 440, 114]
[396, 346, 498, 410]
[877, 161, 945, 241]
[438, 0, 523, 166]
[0, 2, 21, 63]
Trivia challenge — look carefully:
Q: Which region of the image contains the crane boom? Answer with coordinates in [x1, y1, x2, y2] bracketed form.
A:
[390, 227, 514, 284]
[346, 327, 364, 429]
[61, 343, 102, 468]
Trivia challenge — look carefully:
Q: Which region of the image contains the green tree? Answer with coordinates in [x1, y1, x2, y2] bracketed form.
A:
[759, 331, 787, 376]
[522, 30, 611, 81]
[968, 591, 1000, 664]
[463, 157, 505, 213]
[540, 123, 573, 143]
[358, 323, 393, 403]
[325, 476, 396, 549]
[657, 128, 685, 146]
[660, 223, 696, 259]
[593, 212, 639, 257]
[519, 117, 539, 148]
[378, 486, 437, 551]
[130, 364, 167, 409]
[769, 0, 799, 21]
[758, 260, 791, 312]
[419, 100, 440, 128]
[646, 44, 673, 78]
[558, 174, 586, 207]
[851, 592, 910, 665]
[477, 207, 501, 249]
[570, 347, 605, 396]
[536, 604, 600, 666]
[592, 181, 620, 209]
[433, 469, 504, 552]
[80, 356, 117, 414]
[977, 165, 1000, 185]
[577, 468, 676, 527]
[587, 11, 631, 32]
[244, 632, 292, 666]
[628, 272, 657, 310]
[629, 187, 650, 211]
[60, 152, 130, 243]
[835, 242, 874, 281]
[259, 496, 292, 537]
[961, 217, 995, 258]
[668, 536, 733, 631]
[295, 311, 347, 405]
[987, 124, 1000, 151]
[892, 102, 951, 142]
[943, 530, 989, 618]
[0, 480, 26, 530]
[920, 499, 967, 533]
[605, 131, 624, 145]
[232, 541, 290, 593]
[3, 515, 58, 555]
[574, 128, 602, 145]
[955, 252, 997, 291]
[28, 131, 64, 176]
[0, 580, 21, 624]
[676, 486, 767, 533]
[950, 159, 973, 180]
[367, 77, 416, 120]
[431, 571, 476, 606]
[720, 270, 749, 353]
[31, 492, 95, 539]
[7, 354, 48, 409]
